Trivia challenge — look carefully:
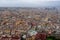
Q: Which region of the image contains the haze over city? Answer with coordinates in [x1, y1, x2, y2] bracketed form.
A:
[0, 0, 60, 7]
[0, 0, 60, 40]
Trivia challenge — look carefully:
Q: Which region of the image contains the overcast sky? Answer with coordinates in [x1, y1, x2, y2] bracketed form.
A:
[0, 0, 60, 7]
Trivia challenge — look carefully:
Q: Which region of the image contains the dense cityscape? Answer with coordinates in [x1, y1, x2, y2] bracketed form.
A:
[0, 7, 60, 40]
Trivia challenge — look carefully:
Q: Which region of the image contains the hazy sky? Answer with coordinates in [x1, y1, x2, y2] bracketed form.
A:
[0, 0, 60, 7]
